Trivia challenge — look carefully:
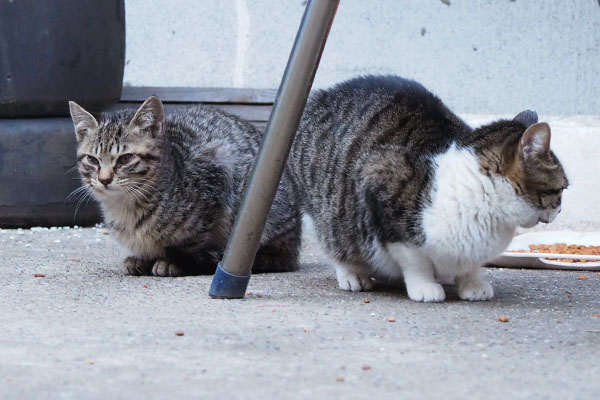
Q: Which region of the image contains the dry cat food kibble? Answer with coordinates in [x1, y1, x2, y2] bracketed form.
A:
[498, 316, 509, 323]
[509, 243, 600, 263]
[33, 273, 45, 278]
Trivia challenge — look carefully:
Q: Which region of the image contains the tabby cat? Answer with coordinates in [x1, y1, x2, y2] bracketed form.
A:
[289, 75, 568, 302]
[69, 96, 300, 276]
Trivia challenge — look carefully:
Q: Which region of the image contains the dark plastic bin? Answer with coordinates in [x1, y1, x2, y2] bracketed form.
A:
[0, 118, 102, 228]
[0, 0, 125, 117]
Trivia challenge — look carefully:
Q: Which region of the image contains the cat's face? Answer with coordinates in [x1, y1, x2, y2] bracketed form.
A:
[69, 97, 165, 201]
[497, 114, 568, 228]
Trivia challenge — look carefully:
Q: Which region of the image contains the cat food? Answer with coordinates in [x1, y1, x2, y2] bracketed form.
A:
[578, 275, 588, 281]
[509, 243, 600, 263]
[362, 298, 370, 304]
[175, 331, 184, 336]
[33, 273, 45, 278]
[498, 316, 509, 322]
[387, 317, 396, 322]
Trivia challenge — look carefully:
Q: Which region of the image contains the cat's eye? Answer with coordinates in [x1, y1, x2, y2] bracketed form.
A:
[116, 153, 135, 165]
[86, 155, 100, 166]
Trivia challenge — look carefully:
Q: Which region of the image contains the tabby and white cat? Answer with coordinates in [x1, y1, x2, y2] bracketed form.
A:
[69, 97, 300, 276]
[289, 75, 568, 302]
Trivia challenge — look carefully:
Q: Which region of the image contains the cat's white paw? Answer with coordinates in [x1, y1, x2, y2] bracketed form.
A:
[335, 267, 374, 292]
[152, 260, 187, 277]
[458, 279, 494, 301]
[406, 282, 445, 302]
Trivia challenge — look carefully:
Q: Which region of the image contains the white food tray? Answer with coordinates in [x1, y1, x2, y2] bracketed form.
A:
[489, 231, 600, 270]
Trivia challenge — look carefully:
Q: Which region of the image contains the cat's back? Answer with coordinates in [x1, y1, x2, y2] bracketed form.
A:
[302, 75, 466, 139]
[166, 105, 260, 155]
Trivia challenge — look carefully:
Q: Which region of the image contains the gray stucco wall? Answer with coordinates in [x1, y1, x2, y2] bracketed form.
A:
[123, 0, 600, 115]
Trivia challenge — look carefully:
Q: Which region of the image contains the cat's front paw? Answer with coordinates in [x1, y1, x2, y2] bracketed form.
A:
[406, 282, 445, 302]
[123, 256, 153, 276]
[152, 259, 187, 277]
[457, 279, 494, 301]
[335, 267, 374, 292]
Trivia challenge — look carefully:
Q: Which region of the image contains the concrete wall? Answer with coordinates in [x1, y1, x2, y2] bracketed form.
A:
[124, 0, 600, 115]
[123, 0, 600, 232]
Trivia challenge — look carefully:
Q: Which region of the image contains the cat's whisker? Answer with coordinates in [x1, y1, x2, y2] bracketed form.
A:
[123, 185, 147, 204]
[125, 180, 160, 198]
[129, 178, 160, 192]
[129, 187, 150, 203]
[64, 165, 79, 175]
[129, 184, 156, 199]
[66, 185, 90, 200]
[73, 186, 94, 221]
[124, 187, 141, 204]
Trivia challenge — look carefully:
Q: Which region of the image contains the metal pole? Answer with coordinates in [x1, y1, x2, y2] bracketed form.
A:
[209, 0, 339, 298]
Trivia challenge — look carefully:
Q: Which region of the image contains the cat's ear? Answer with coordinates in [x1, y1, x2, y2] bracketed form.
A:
[513, 110, 538, 127]
[69, 101, 98, 142]
[520, 122, 551, 162]
[129, 96, 165, 136]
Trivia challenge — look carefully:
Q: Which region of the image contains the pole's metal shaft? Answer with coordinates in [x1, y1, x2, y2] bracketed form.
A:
[209, 0, 339, 298]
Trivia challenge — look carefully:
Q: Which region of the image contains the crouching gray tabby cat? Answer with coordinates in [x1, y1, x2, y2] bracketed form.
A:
[289, 75, 568, 302]
[69, 96, 300, 276]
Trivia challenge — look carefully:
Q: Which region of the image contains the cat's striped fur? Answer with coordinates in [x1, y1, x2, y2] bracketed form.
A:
[289, 75, 568, 302]
[69, 97, 300, 276]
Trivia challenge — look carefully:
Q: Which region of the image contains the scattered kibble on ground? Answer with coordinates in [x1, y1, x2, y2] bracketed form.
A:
[175, 331, 184, 336]
[33, 273, 45, 278]
[336, 376, 344, 382]
[498, 316, 509, 323]
[362, 365, 372, 371]
[387, 317, 396, 323]
[578, 275, 588, 281]
[363, 298, 370, 304]
[143, 284, 149, 289]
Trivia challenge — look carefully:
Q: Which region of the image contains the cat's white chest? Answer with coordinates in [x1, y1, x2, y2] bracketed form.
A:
[420, 145, 517, 271]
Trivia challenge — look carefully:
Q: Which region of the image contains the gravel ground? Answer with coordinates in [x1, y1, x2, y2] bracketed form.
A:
[0, 226, 599, 399]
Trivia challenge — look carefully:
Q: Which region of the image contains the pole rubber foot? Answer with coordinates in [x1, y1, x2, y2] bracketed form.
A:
[208, 262, 251, 299]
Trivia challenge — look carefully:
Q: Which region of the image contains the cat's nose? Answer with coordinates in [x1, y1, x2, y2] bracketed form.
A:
[99, 177, 113, 187]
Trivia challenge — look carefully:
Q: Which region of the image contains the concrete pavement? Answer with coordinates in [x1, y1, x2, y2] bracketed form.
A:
[0, 226, 599, 399]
